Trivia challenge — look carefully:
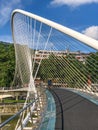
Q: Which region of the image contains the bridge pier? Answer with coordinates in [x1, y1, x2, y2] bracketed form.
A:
[15, 95, 18, 101]
[0, 116, 1, 123]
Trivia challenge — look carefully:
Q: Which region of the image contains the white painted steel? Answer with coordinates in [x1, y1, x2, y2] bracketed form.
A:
[12, 9, 98, 50]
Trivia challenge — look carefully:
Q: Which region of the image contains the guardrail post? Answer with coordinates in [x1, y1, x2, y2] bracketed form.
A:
[0, 115, 1, 124]
[20, 112, 23, 130]
[29, 106, 33, 129]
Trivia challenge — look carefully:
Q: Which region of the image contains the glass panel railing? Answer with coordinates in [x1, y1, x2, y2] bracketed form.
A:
[39, 90, 56, 130]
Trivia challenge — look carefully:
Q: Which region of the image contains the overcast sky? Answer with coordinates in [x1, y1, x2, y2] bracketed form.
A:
[0, 0, 98, 43]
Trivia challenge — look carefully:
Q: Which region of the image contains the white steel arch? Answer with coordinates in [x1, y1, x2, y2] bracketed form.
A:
[12, 9, 98, 50]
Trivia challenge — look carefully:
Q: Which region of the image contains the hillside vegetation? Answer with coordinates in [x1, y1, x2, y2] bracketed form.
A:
[0, 41, 98, 88]
[0, 42, 15, 87]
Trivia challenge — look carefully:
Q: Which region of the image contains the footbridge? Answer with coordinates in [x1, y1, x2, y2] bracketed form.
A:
[0, 88, 28, 100]
[0, 9, 98, 130]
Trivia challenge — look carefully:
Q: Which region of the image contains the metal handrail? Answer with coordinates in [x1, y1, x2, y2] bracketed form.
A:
[0, 88, 46, 128]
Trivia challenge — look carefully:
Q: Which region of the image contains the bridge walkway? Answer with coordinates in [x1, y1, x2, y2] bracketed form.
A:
[50, 88, 98, 130]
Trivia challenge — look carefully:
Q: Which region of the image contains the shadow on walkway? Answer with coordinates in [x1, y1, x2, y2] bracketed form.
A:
[51, 88, 98, 130]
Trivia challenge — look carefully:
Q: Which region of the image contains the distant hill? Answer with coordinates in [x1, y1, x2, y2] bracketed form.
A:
[0, 41, 12, 44]
[0, 41, 15, 87]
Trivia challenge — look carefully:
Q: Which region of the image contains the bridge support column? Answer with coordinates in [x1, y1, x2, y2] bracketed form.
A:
[0, 115, 1, 123]
[0, 98, 2, 103]
[16, 95, 18, 101]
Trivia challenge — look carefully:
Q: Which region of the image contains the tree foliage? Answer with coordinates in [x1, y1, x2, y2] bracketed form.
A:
[0, 42, 15, 87]
[39, 52, 98, 88]
[0, 41, 98, 89]
[86, 52, 98, 83]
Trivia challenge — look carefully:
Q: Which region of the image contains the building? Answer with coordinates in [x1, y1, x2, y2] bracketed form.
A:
[33, 50, 89, 64]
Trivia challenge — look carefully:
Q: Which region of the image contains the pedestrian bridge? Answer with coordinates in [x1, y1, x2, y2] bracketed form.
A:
[0, 9, 98, 130]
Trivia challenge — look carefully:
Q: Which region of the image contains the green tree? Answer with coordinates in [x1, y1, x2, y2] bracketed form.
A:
[0, 42, 15, 87]
[39, 53, 87, 88]
[86, 52, 98, 83]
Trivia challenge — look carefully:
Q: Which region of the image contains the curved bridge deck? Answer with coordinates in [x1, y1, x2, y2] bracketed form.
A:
[50, 88, 98, 130]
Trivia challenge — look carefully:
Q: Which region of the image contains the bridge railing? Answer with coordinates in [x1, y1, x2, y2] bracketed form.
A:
[0, 86, 47, 130]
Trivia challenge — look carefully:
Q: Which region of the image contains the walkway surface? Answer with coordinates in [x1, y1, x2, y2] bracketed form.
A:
[50, 88, 98, 130]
